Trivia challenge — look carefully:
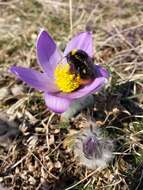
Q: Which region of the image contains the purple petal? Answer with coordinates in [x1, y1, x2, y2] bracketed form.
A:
[10, 66, 58, 93]
[64, 32, 93, 57]
[83, 136, 102, 159]
[58, 77, 107, 99]
[95, 65, 110, 78]
[44, 93, 72, 113]
[36, 29, 62, 78]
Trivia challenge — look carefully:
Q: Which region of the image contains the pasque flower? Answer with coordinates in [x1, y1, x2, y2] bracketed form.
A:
[73, 124, 114, 170]
[10, 29, 109, 113]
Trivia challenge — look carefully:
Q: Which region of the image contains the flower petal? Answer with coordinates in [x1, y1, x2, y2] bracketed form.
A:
[64, 32, 93, 57]
[36, 29, 62, 78]
[10, 66, 58, 92]
[58, 77, 107, 99]
[44, 93, 72, 113]
[95, 65, 110, 78]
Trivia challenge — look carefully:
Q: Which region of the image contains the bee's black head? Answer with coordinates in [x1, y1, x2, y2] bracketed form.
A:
[66, 49, 95, 80]
[66, 49, 89, 62]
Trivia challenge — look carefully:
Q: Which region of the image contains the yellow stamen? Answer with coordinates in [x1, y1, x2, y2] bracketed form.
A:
[54, 63, 80, 93]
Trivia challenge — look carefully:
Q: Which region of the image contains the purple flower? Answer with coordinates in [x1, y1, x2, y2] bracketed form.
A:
[10, 29, 109, 113]
[73, 124, 114, 170]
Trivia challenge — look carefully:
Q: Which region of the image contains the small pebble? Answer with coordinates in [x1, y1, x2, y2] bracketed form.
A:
[0, 87, 10, 101]
[11, 84, 25, 96]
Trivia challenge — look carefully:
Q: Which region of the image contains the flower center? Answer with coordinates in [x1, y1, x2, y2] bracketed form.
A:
[54, 49, 95, 93]
[54, 63, 81, 93]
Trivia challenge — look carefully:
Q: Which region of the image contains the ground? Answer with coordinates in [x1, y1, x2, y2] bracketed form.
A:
[0, 0, 143, 189]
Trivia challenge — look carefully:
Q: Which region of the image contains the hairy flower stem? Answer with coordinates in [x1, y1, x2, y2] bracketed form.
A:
[61, 94, 94, 121]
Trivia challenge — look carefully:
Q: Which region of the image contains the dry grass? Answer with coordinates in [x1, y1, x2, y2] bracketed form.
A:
[0, 0, 143, 189]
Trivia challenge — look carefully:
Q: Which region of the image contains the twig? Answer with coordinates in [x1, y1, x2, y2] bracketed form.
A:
[135, 170, 143, 190]
[100, 23, 143, 47]
[31, 152, 58, 180]
[65, 168, 100, 190]
[101, 179, 123, 189]
[69, 0, 73, 34]
[42, 113, 55, 150]
[10, 154, 27, 169]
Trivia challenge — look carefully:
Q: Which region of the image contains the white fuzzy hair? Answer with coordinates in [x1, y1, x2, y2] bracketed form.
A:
[73, 122, 114, 170]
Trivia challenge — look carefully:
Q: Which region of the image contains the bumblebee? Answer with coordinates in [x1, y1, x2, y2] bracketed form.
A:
[66, 49, 95, 84]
